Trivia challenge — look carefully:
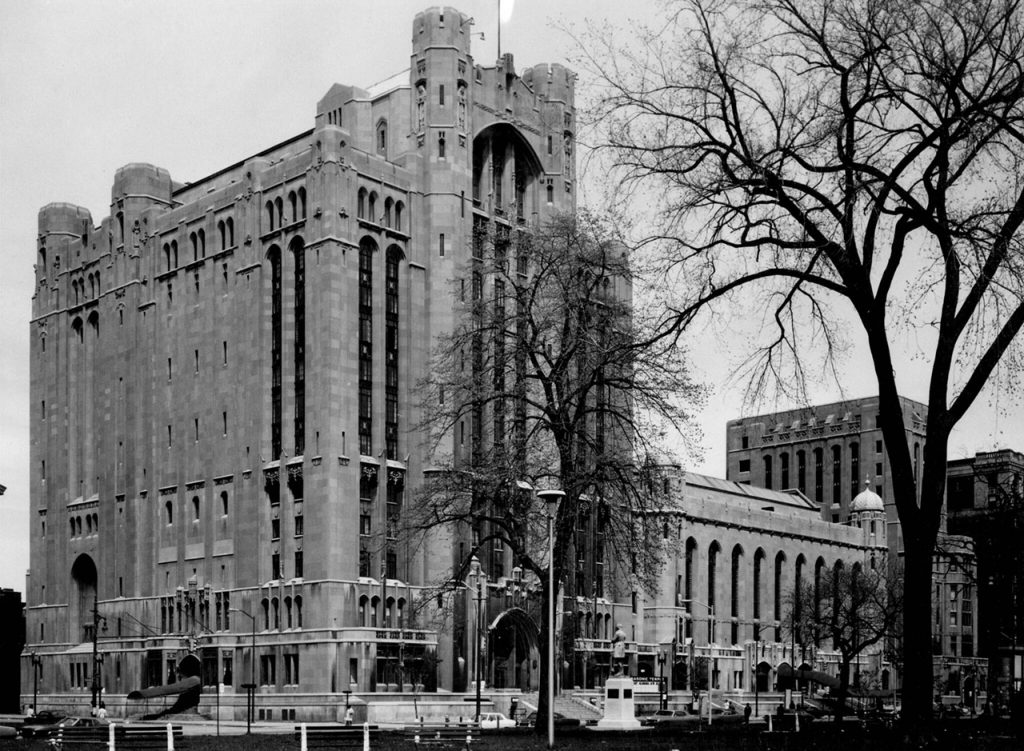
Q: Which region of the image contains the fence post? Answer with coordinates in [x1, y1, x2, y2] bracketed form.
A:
[107, 722, 115, 751]
[166, 723, 174, 751]
[362, 721, 370, 751]
[300, 723, 307, 751]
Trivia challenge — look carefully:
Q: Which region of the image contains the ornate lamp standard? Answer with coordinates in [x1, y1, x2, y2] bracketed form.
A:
[468, 556, 487, 723]
[681, 598, 715, 727]
[537, 488, 564, 750]
[230, 607, 256, 734]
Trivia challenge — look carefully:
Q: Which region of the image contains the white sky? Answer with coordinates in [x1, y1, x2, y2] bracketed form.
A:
[0, 0, 1020, 594]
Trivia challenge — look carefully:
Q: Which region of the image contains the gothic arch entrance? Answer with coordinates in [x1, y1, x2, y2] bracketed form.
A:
[488, 607, 539, 691]
[70, 554, 98, 643]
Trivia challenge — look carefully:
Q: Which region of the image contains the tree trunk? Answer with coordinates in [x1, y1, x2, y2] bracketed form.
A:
[835, 658, 850, 724]
[901, 540, 936, 737]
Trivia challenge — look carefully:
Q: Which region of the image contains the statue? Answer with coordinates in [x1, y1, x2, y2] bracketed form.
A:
[612, 623, 627, 675]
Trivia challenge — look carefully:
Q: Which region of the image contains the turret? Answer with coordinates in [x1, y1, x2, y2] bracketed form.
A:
[37, 203, 92, 277]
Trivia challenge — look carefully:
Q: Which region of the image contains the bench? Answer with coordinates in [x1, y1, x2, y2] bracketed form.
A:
[402, 724, 483, 750]
[294, 723, 379, 751]
[50, 724, 185, 751]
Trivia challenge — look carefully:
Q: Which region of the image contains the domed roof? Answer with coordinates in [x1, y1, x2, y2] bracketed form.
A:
[850, 483, 884, 513]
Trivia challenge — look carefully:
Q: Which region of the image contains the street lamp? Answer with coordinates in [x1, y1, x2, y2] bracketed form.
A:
[537, 488, 564, 751]
[680, 598, 715, 727]
[468, 555, 486, 723]
[30, 652, 42, 712]
[657, 651, 667, 711]
[230, 607, 256, 735]
[89, 591, 107, 711]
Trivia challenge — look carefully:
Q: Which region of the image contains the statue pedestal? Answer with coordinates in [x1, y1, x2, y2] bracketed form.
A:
[596, 676, 642, 730]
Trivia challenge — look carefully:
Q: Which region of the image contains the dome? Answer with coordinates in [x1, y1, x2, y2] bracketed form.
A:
[850, 484, 884, 513]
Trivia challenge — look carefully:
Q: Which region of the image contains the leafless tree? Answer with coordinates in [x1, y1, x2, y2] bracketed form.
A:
[586, 0, 1024, 731]
[787, 562, 903, 722]
[408, 210, 702, 730]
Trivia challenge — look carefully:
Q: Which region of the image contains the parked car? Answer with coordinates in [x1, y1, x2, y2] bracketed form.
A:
[523, 711, 582, 728]
[23, 716, 106, 739]
[653, 709, 702, 729]
[641, 709, 688, 726]
[18, 711, 68, 738]
[478, 712, 516, 729]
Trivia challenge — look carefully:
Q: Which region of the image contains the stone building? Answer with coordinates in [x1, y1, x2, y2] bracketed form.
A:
[23, 5, 578, 720]
[947, 449, 1024, 713]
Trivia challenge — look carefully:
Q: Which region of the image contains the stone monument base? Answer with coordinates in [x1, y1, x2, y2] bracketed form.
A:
[596, 676, 642, 730]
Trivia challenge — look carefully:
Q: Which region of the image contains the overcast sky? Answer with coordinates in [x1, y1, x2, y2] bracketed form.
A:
[1, 0, 1020, 594]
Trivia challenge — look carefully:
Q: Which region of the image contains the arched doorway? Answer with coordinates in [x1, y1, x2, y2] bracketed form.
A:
[777, 661, 795, 691]
[70, 554, 98, 643]
[797, 662, 813, 693]
[756, 661, 772, 692]
[488, 608, 538, 691]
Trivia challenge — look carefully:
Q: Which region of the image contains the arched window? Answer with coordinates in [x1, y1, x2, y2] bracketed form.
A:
[358, 595, 368, 627]
[763, 455, 773, 489]
[386, 597, 395, 628]
[284, 596, 293, 628]
[266, 201, 275, 230]
[190, 232, 198, 261]
[780, 451, 790, 489]
[86, 515, 92, 534]
[226, 217, 235, 246]
[295, 595, 303, 628]
[832, 445, 842, 507]
[192, 496, 200, 521]
[275, 197, 284, 228]
[368, 192, 378, 223]
[198, 229, 206, 258]
[165, 501, 173, 525]
[384, 197, 393, 227]
[376, 120, 388, 157]
[218, 220, 226, 250]
[707, 541, 720, 641]
[70, 518, 76, 537]
[288, 191, 298, 223]
[394, 201, 404, 231]
[298, 187, 307, 219]
[357, 188, 367, 219]
[397, 598, 405, 629]
[370, 596, 380, 628]
[731, 545, 744, 643]
[753, 548, 766, 622]
[850, 442, 860, 500]
[814, 448, 824, 503]
[261, 598, 270, 630]
[774, 551, 786, 629]
[271, 597, 280, 630]
[164, 243, 172, 271]
[171, 240, 179, 267]
[220, 491, 228, 516]
[797, 450, 806, 493]
[438, 131, 446, 158]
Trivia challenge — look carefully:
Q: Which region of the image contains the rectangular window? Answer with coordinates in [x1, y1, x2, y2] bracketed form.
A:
[738, 458, 750, 473]
[285, 654, 299, 685]
[294, 551, 303, 578]
[194, 349, 200, 374]
[272, 552, 281, 580]
[223, 341, 228, 365]
[260, 654, 276, 686]
[271, 518, 281, 540]
[167, 425, 173, 446]
[168, 357, 172, 380]
[875, 462, 883, 476]
[222, 411, 227, 436]
[41, 400, 45, 420]
[194, 418, 199, 443]
[439, 84, 445, 105]
[439, 233, 445, 257]
[876, 439, 883, 453]
[294, 514, 304, 537]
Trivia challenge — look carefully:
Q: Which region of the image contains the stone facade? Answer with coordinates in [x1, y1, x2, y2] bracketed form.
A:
[24, 6, 577, 720]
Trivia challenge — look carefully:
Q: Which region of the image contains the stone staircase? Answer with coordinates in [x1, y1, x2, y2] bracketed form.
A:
[516, 692, 603, 723]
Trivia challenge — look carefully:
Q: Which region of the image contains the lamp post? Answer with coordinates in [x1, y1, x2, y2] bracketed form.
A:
[230, 607, 256, 734]
[681, 598, 715, 727]
[537, 488, 564, 751]
[30, 652, 42, 712]
[89, 590, 106, 711]
[469, 556, 486, 723]
[657, 651, 667, 710]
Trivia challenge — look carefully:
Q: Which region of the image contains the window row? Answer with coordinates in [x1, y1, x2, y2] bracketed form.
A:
[259, 594, 304, 630]
[161, 216, 236, 272]
[69, 513, 99, 538]
[265, 188, 308, 232]
[356, 189, 405, 231]
[260, 653, 300, 686]
[164, 491, 230, 524]
[164, 412, 232, 446]
[71, 272, 101, 305]
[166, 343, 230, 380]
[356, 594, 406, 629]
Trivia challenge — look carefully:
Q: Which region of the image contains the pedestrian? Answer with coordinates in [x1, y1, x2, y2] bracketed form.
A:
[96, 703, 108, 721]
[744, 703, 751, 724]
[344, 707, 354, 726]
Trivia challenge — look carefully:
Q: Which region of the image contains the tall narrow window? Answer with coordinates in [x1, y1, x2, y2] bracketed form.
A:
[763, 455, 773, 489]
[439, 233, 445, 258]
[850, 442, 860, 501]
[358, 240, 375, 455]
[269, 247, 283, 460]
[797, 450, 806, 493]
[385, 247, 400, 460]
[293, 238, 306, 456]
[707, 542, 719, 642]
[814, 448, 824, 503]
[780, 452, 790, 489]
[438, 132, 446, 159]
[832, 445, 841, 506]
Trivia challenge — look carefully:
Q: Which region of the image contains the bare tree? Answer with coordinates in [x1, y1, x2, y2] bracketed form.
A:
[787, 562, 903, 722]
[586, 0, 1024, 731]
[409, 210, 702, 731]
